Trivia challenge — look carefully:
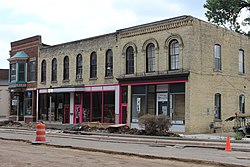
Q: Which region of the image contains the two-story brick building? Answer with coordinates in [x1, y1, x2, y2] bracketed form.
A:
[8, 36, 47, 123]
[11, 15, 249, 133]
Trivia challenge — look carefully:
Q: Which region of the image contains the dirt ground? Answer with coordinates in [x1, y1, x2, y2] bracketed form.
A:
[0, 139, 225, 167]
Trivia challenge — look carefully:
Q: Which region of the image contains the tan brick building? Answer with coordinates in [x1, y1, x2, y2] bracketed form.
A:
[36, 15, 250, 133]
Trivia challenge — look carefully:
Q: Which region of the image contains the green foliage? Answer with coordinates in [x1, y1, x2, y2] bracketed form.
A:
[204, 0, 250, 34]
[234, 132, 243, 140]
[138, 114, 171, 135]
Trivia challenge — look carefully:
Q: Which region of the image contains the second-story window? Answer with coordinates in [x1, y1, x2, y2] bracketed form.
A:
[146, 43, 155, 72]
[126, 46, 134, 74]
[41, 60, 46, 82]
[51, 58, 57, 81]
[105, 49, 113, 77]
[29, 61, 36, 81]
[239, 49, 245, 74]
[63, 56, 69, 80]
[10, 63, 16, 82]
[169, 39, 179, 70]
[18, 63, 25, 82]
[214, 44, 221, 71]
[90, 52, 97, 78]
[76, 54, 82, 79]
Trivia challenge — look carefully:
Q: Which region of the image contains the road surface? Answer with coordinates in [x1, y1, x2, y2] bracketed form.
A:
[0, 139, 224, 167]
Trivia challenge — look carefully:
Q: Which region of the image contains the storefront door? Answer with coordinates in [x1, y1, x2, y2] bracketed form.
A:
[156, 93, 168, 116]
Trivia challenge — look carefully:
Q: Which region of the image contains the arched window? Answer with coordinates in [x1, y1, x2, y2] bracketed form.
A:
[239, 95, 245, 114]
[76, 54, 82, 79]
[146, 43, 155, 72]
[51, 58, 57, 81]
[63, 56, 69, 80]
[169, 40, 179, 70]
[105, 49, 113, 77]
[41, 60, 46, 82]
[239, 49, 244, 74]
[214, 44, 221, 71]
[215, 93, 221, 119]
[90, 52, 97, 78]
[126, 46, 134, 74]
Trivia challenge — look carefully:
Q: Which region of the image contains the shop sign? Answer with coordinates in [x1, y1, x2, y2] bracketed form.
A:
[157, 93, 168, 102]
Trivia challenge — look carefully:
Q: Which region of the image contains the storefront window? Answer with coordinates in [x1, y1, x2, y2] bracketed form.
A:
[83, 92, 90, 122]
[10, 93, 17, 115]
[39, 94, 48, 121]
[104, 92, 115, 123]
[148, 85, 156, 115]
[24, 91, 32, 115]
[75, 92, 81, 105]
[132, 85, 146, 122]
[92, 92, 102, 122]
[56, 94, 63, 122]
[170, 83, 185, 124]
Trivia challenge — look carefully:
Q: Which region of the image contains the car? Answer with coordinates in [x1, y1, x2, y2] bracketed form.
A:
[225, 113, 250, 138]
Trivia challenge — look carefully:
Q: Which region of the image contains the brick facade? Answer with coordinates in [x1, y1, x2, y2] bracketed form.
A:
[36, 15, 250, 133]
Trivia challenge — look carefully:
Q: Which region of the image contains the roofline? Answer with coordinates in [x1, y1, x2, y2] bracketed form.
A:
[41, 32, 117, 50]
[117, 15, 193, 32]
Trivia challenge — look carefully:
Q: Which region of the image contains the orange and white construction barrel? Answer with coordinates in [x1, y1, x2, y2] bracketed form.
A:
[32, 123, 46, 144]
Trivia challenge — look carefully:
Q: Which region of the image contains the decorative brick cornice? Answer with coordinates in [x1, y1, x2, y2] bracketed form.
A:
[119, 16, 193, 39]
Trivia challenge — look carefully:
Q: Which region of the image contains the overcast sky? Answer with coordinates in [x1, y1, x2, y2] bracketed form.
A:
[0, 0, 207, 69]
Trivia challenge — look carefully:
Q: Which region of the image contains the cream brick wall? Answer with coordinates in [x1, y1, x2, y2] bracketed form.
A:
[38, 33, 119, 89]
[185, 19, 250, 133]
[37, 16, 250, 133]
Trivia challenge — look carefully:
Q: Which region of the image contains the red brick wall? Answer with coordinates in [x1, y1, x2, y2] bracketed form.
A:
[10, 35, 42, 88]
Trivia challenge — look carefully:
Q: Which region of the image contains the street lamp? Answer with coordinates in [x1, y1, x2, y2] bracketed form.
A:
[48, 86, 53, 123]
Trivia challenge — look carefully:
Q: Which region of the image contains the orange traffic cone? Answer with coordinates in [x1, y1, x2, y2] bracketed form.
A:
[225, 136, 231, 151]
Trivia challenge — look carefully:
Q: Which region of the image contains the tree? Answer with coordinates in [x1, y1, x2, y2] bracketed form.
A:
[204, 0, 250, 34]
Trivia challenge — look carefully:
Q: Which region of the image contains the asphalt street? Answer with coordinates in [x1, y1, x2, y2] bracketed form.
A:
[0, 127, 250, 166]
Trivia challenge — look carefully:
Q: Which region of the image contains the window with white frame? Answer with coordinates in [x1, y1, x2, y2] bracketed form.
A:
[10, 63, 16, 82]
[29, 61, 36, 81]
[63, 56, 69, 80]
[76, 54, 82, 79]
[105, 49, 113, 77]
[214, 44, 221, 71]
[51, 58, 57, 81]
[41, 60, 46, 82]
[18, 63, 25, 82]
[169, 40, 179, 70]
[146, 43, 155, 72]
[126, 46, 134, 74]
[90, 52, 97, 78]
[239, 49, 244, 74]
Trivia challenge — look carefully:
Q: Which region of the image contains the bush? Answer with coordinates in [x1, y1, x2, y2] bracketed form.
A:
[139, 114, 171, 135]
[156, 114, 171, 131]
[234, 132, 244, 140]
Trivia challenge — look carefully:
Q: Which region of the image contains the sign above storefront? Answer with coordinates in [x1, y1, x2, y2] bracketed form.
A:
[9, 83, 27, 88]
